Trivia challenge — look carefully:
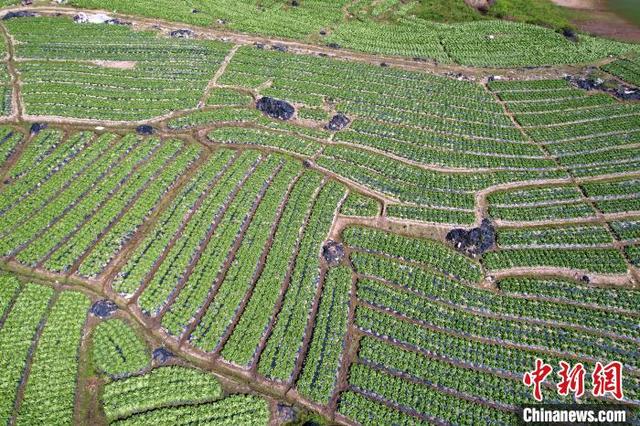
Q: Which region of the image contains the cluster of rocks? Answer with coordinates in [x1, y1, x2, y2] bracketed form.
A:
[561, 27, 578, 42]
[322, 240, 346, 266]
[446, 219, 496, 257]
[325, 113, 350, 131]
[3, 10, 37, 20]
[30, 123, 48, 135]
[272, 44, 288, 53]
[90, 300, 118, 318]
[566, 75, 640, 101]
[136, 125, 155, 135]
[256, 97, 295, 120]
[152, 347, 174, 364]
[446, 72, 475, 82]
[73, 13, 129, 25]
[252, 43, 288, 52]
[169, 29, 194, 39]
[465, 0, 495, 14]
[274, 403, 299, 424]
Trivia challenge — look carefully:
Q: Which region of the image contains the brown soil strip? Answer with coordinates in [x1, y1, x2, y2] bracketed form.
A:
[198, 44, 241, 108]
[0, 127, 30, 185]
[91, 60, 137, 70]
[0, 282, 21, 330]
[328, 260, 361, 413]
[72, 299, 104, 426]
[551, 0, 640, 42]
[491, 267, 635, 287]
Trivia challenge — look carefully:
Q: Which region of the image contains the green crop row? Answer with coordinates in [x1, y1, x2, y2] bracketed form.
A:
[92, 319, 149, 378]
[114, 149, 236, 296]
[297, 266, 351, 404]
[160, 155, 284, 337]
[220, 172, 324, 366]
[189, 160, 301, 351]
[137, 151, 261, 315]
[258, 181, 346, 381]
[102, 366, 222, 422]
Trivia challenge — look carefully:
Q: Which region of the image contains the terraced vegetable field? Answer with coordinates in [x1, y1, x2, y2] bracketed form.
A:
[0, 4, 639, 426]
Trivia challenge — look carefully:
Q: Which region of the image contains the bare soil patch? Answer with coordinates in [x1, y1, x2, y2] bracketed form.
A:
[576, 12, 640, 42]
[92, 60, 137, 70]
[551, 0, 640, 42]
[551, 0, 604, 10]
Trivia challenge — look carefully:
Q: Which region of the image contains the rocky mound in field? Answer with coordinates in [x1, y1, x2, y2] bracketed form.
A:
[256, 97, 295, 120]
[90, 300, 118, 318]
[322, 240, 346, 266]
[152, 347, 174, 364]
[30, 123, 48, 135]
[568, 75, 640, 100]
[325, 113, 350, 131]
[446, 219, 496, 256]
[2, 11, 37, 21]
[136, 125, 155, 135]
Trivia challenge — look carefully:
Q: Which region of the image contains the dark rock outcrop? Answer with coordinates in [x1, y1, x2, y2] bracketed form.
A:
[322, 240, 345, 266]
[615, 87, 640, 101]
[256, 97, 295, 120]
[446, 219, 496, 256]
[170, 29, 194, 38]
[325, 113, 350, 131]
[136, 125, 155, 135]
[90, 300, 118, 318]
[3, 11, 36, 20]
[30, 123, 48, 134]
[567, 75, 640, 101]
[562, 27, 578, 42]
[274, 403, 298, 424]
[152, 347, 174, 363]
[106, 18, 130, 26]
